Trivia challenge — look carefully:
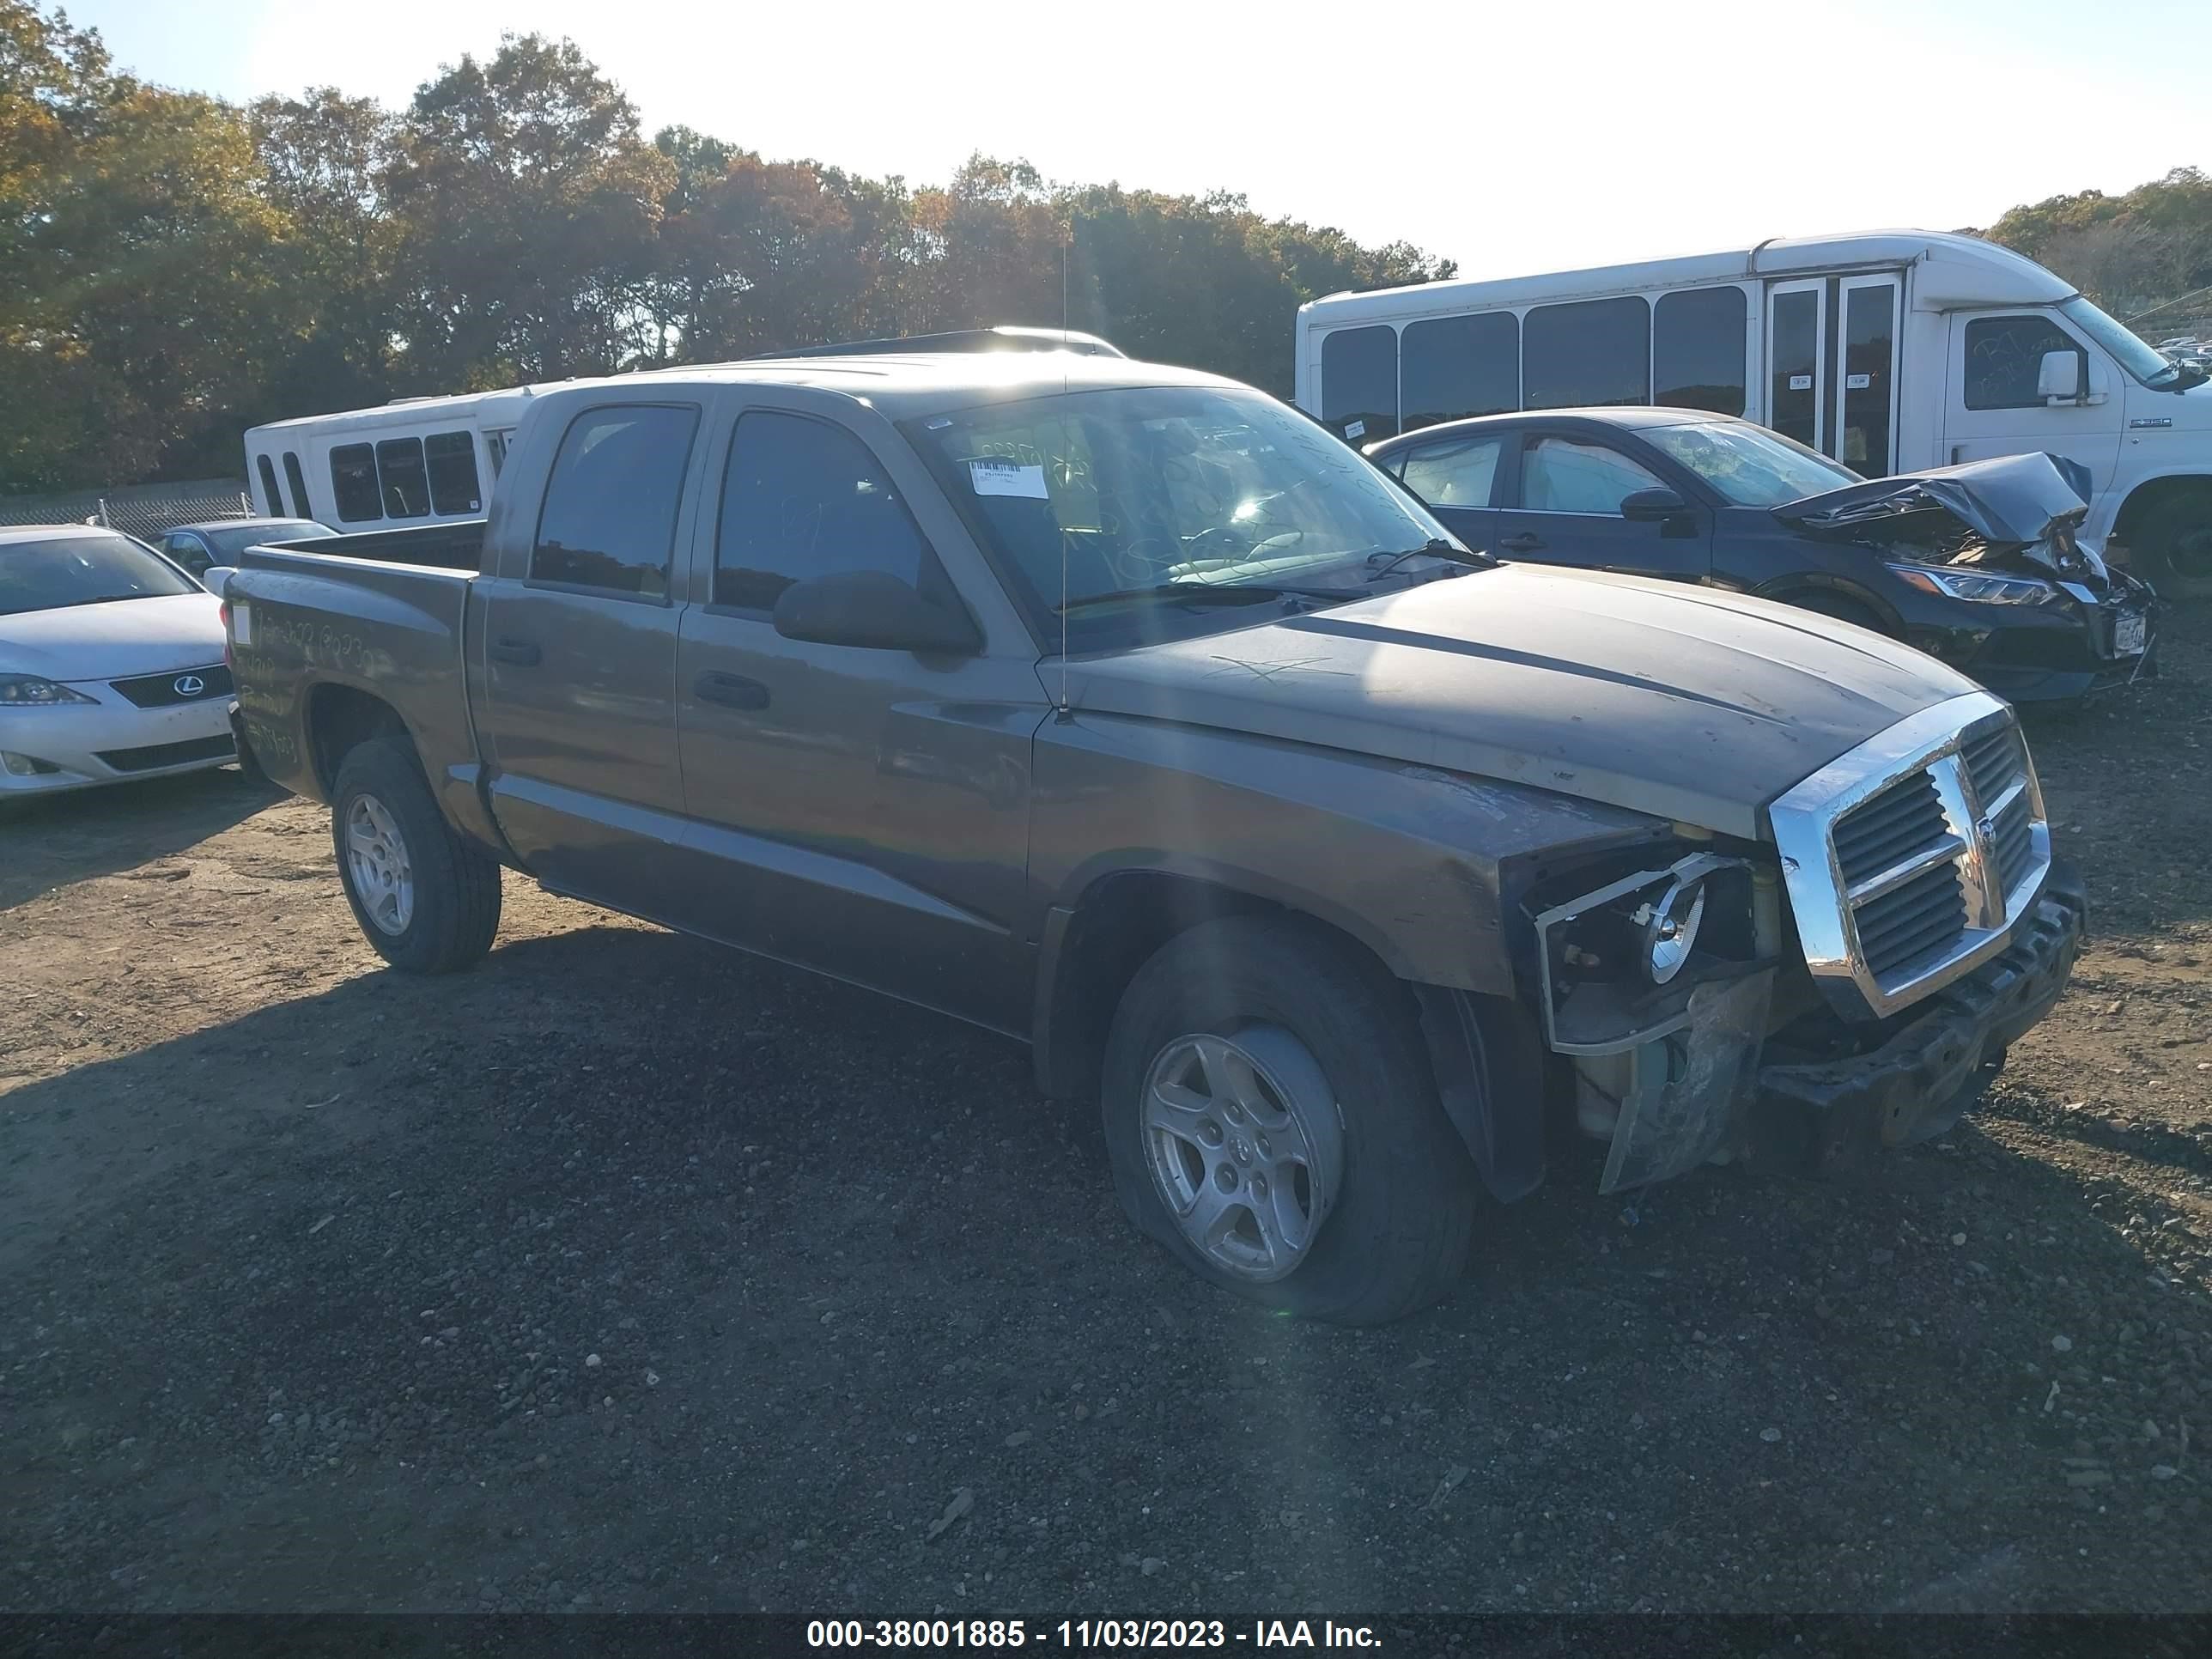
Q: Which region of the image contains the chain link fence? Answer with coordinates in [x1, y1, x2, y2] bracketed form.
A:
[0, 478, 254, 543]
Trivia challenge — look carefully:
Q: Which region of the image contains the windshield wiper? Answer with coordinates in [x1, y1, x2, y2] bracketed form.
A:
[1364, 539, 1495, 580]
[1055, 582, 1296, 617]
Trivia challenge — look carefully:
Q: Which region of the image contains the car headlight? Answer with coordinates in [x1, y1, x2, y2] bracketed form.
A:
[0, 674, 99, 707]
[1637, 875, 1707, 985]
[1887, 564, 2059, 605]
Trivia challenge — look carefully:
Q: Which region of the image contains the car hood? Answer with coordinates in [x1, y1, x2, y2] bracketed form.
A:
[0, 592, 226, 682]
[1772, 451, 2112, 583]
[1062, 564, 1979, 841]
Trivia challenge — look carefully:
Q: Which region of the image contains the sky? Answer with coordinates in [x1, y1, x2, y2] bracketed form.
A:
[64, 0, 2212, 280]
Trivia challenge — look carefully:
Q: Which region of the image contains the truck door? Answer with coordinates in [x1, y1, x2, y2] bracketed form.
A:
[471, 398, 703, 916]
[1942, 310, 2122, 495]
[671, 401, 1042, 1035]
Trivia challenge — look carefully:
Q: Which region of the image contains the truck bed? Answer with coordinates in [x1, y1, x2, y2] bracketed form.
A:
[264, 521, 485, 571]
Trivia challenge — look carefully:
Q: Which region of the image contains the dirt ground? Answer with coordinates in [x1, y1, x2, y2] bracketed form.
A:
[3, 614, 2210, 1620]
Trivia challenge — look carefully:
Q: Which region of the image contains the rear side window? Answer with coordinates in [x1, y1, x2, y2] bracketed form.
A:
[375, 437, 430, 519]
[1964, 315, 2082, 410]
[1521, 436, 1664, 514]
[1320, 325, 1399, 443]
[714, 411, 927, 611]
[254, 456, 283, 517]
[1401, 313, 1519, 431]
[424, 430, 483, 514]
[1398, 434, 1506, 507]
[531, 404, 700, 599]
[330, 444, 380, 522]
[282, 452, 310, 520]
[1654, 286, 1747, 416]
[1524, 296, 1650, 410]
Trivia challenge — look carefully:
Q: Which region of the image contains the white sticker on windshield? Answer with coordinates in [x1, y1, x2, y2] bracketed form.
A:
[1344, 419, 1367, 440]
[1846, 372, 1872, 390]
[969, 459, 1049, 499]
[1788, 374, 1812, 391]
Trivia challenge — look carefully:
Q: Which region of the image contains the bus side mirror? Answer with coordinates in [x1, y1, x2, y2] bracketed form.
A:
[2038, 349, 2085, 404]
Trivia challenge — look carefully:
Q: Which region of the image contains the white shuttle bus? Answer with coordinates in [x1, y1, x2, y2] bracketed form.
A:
[242, 385, 553, 536]
[1295, 231, 2212, 594]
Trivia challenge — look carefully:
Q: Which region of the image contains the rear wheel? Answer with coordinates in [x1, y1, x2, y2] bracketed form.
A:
[1100, 916, 1476, 1325]
[2124, 491, 2212, 601]
[331, 738, 501, 974]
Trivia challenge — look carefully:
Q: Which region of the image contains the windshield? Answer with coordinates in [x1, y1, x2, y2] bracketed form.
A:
[2058, 295, 2185, 388]
[904, 385, 1455, 638]
[0, 533, 201, 617]
[1644, 421, 1863, 506]
[202, 520, 332, 559]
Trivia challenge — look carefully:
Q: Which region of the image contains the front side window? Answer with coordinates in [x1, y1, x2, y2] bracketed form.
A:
[904, 384, 1451, 642]
[714, 411, 928, 611]
[330, 444, 380, 522]
[375, 437, 430, 519]
[1524, 295, 1650, 410]
[1644, 421, 1856, 506]
[531, 404, 700, 599]
[0, 533, 199, 617]
[163, 533, 211, 574]
[254, 456, 283, 518]
[1654, 286, 1748, 416]
[1320, 325, 1400, 443]
[1964, 314, 2083, 410]
[1401, 312, 1519, 431]
[1521, 436, 1664, 514]
[1398, 434, 1506, 507]
[424, 431, 483, 514]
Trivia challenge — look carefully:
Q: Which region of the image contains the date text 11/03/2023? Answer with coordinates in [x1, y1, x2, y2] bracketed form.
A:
[805, 1620, 1383, 1649]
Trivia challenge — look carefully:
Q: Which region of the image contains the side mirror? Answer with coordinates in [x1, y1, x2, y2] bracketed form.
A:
[1620, 488, 1690, 523]
[772, 568, 982, 655]
[2038, 349, 2084, 404]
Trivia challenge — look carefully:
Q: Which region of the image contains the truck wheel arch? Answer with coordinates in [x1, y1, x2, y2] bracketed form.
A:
[307, 683, 414, 798]
[2112, 474, 2212, 598]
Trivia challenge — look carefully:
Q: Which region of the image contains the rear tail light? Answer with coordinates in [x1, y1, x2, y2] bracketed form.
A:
[219, 603, 233, 669]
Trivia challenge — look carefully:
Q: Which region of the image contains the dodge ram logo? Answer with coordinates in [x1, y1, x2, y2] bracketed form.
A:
[1975, 814, 1996, 842]
[173, 674, 207, 697]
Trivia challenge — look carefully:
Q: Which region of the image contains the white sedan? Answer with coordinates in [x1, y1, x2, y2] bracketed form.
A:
[1, 524, 239, 798]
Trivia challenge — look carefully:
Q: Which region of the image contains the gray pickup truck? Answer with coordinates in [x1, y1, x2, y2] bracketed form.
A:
[217, 351, 2085, 1324]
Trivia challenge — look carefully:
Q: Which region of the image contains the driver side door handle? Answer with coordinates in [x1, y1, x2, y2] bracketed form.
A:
[696, 671, 771, 711]
[1498, 532, 1545, 553]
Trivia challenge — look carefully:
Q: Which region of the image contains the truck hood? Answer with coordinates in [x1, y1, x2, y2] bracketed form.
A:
[0, 592, 226, 682]
[1063, 564, 1978, 841]
[1773, 452, 2112, 584]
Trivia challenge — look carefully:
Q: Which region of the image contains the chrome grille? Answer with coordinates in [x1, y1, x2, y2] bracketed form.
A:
[1768, 690, 2054, 1020]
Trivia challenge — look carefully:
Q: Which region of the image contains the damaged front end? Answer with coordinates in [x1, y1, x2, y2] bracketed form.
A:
[1780, 453, 2159, 692]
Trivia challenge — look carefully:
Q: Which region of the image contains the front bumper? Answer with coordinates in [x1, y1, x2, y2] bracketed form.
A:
[1747, 860, 2086, 1171]
[0, 685, 236, 796]
[1917, 586, 2160, 704]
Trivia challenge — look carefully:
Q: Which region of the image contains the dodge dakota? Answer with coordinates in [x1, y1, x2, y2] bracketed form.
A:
[215, 349, 2084, 1323]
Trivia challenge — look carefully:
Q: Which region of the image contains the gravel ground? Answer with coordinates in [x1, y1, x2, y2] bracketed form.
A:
[3, 610, 2210, 1618]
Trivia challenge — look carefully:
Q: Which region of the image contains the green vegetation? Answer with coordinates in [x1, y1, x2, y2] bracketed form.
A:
[0, 3, 1450, 492]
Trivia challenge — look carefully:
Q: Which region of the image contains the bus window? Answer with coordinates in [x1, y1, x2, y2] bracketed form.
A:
[254, 455, 283, 517]
[1401, 312, 1519, 431]
[1525, 296, 1650, 410]
[424, 430, 483, 514]
[1654, 287, 1747, 416]
[331, 444, 381, 522]
[375, 437, 431, 518]
[487, 430, 512, 476]
[282, 452, 310, 520]
[1320, 325, 1399, 443]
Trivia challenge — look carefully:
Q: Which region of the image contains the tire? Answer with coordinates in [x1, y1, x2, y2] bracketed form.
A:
[330, 737, 501, 974]
[2124, 492, 2212, 601]
[1784, 589, 1891, 634]
[1100, 915, 1476, 1325]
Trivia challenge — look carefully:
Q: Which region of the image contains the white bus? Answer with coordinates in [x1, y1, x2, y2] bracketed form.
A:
[242, 385, 555, 534]
[1295, 230, 2212, 594]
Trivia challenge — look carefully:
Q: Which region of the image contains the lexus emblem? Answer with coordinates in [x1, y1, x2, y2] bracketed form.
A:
[173, 674, 207, 697]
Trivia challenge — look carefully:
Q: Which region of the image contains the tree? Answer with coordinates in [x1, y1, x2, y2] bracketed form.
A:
[382, 33, 672, 386]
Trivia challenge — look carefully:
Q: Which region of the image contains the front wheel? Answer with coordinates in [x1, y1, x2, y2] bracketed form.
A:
[2124, 493, 2212, 601]
[1101, 916, 1476, 1325]
[331, 737, 501, 974]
